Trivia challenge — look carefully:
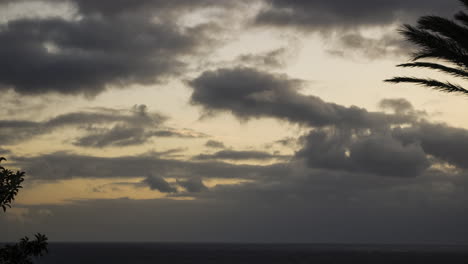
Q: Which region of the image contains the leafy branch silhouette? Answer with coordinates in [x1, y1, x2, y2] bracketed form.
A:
[0, 157, 48, 264]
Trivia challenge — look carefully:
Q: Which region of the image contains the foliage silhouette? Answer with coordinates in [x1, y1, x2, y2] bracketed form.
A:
[385, 0, 468, 95]
[0, 157, 25, 212]
[0, 157, 48, 264]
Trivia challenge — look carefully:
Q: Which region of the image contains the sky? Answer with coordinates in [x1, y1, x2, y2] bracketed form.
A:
[1, 0, 468, 244]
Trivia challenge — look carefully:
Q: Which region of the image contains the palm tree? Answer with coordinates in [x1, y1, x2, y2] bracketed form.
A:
[385, 0, 468, 95]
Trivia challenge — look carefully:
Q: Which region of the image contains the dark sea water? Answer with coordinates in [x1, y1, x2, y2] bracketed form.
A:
[31, 243, 468, 264]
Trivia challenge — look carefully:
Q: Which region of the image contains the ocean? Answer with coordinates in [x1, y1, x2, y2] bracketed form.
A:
[28, 243, 468, 264]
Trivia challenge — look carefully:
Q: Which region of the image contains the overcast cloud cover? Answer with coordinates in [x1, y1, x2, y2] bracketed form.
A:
[1, 0, 467, 244]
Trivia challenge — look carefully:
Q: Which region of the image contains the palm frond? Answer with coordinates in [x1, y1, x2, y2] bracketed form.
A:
[460, 0, 468, 10]
[397, 62, 468, 79]
[400, 25, 468, 67]
[385, 77, 468, 95]
[455, 11, 468, 27]
[387, 1, 468, 96]
[417, 15, 468, 51]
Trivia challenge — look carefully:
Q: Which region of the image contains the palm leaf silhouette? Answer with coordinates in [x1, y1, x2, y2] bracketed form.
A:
[386, 0, 468, 95]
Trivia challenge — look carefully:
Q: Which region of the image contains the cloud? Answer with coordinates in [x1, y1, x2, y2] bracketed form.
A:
[379, 98, 415, 114]
[0, 1, 220, 96]
[194, 150, 289, 161]
[326, 32, 412, 59]
[255, 0, 459, 31]
[253, 0, 460, 60]
[235, 48, 289, 69]
[189, 67, 468, 177]
[60, 0, 237, 16]
[0, 148, 11, 155]
[189, 67, 414, 128]
[0, 105, 205, 147]
[11, 151, 287, 181]
[143, 174, 177, 193]
[74, 126, 206, 148]
[296, 128, 430, 178]
[393, 122, 468, 170]
[205, 140, 226, 149]
[177, 178, 208, 193]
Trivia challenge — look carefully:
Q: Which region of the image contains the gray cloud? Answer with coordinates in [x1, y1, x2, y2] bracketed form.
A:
[255, 0, 459, 31]
[74, 126, 206, 148]
[235, 48, 289, 69]
[0, 105, 204, 147]
[74, 126, 149, 147]
[11, 151, 287, 181]
[0, 148, 11, 155]
[297, 128, 430, 178]
[205, 140, 226, 149]
[177, 178, 208, 193]
[394, 122, 468, 170]
[327, 32, 413, 59]
[188, 67, 468, 177]
[349, 133, 429, 177]
[60, 0, 237, 16]
[194, 150, 290, 161]
[0, 1, 219, 96]
[144, 174, 177, 193]
[379, 98, 416, 114]
[254, 0, 460, 60]
[189, 67, 414, 129]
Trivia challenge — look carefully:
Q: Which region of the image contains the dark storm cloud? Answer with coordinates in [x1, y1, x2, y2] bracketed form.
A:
[255, 0, 459, 31]
[194, 150, 290, 161]
[189, 67, 414, 128]
[0, 1, 219, 96]
[205, 140, 226, 149]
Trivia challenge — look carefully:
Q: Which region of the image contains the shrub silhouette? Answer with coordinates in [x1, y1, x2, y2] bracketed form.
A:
[0, 157, 48, 264]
